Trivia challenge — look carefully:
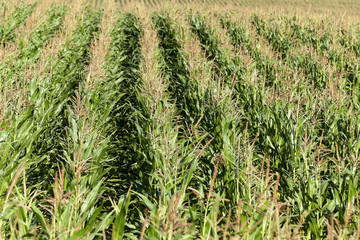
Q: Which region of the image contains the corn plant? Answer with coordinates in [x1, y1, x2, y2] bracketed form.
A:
[252, 14, 330, 89]
[0, 7, 102, 238]
[220, 16, 278, 86]
[103, 12, 145, 194]
[19, 5, 66, 61]
[0, 5, 66, 94]
[152, 13, 244, 239]
[0, 3, 36, 43]
[22, 7, 102, 193]
[1, 2, 360, 239]
[340, 28, 360, 57]
[100, 13, 151, 238]
[189, 12, 360, 238]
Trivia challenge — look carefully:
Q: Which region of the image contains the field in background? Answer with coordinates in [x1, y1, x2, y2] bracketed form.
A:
[1, 0, 360, 239]
[116, 0, 360, 16]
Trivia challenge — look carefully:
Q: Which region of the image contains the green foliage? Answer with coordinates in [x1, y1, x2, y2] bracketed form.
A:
[221, 17, 278, 87]
[0, 3, 36, 43]
[2, 4, 360, 239]
[0, 7, 104, 239]
[20, 5, 66, 60]
[104, 12, 145, 193]
[1, 5, 66, 92]
[24, 7, 101, 192]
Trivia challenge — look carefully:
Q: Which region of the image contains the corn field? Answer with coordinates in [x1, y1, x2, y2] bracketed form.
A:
[1, 0, 360, 239]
